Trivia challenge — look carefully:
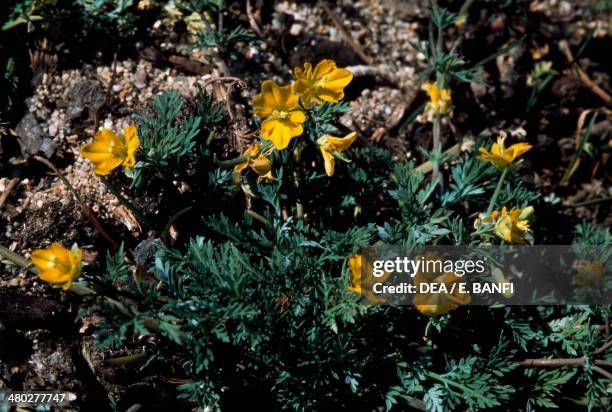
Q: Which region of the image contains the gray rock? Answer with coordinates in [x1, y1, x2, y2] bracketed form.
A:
[15, 113, 57, 158]
[133, 69, 148, 90]
[39, 138, 58, 158]
[66, 80, 106, 120]
[133, 239, 163, 270]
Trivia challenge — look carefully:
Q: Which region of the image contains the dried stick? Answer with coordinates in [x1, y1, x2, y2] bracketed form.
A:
[0, 243, 36, 274]
[593, 366, 612, 380]
[246, 0, 264, 37]
[518, 351, 612, 380]
[0, 177, 19, 209]
[202, 76, 246, 121]
[559, 40, 611, 106]
[93, 48, 120, 133]
[518, 358, 586, 367]
[318, 1, 372, 65]
[593, 339, 612, 355]
[34, 155, 119, 249]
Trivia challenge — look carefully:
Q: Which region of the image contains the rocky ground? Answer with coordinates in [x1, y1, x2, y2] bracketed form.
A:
[0, 0, 610, 409]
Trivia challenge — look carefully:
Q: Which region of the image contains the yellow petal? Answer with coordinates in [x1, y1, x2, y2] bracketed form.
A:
[123, 125, 140, 168]
[93, 158, 124, 176]
[326, 132, 357, 152]
[80, 150, 116, 163]
[250, 156, 272, 176]
[518, 206, 534, 220]
[317, 88, 344, 103]
[347, 254, 362, 293]
[98, 129, 124, 151]
[81, 128, 127, 174]
[235, 144, 261, 174]
[323, 68, 353, 90]
[253, 80, 279, 118]
[320, 146, 335, 176]
[234, 160, 249, 174]
[348, 254, 362, 277]
[292, 79, 309, 95]
[288, 109, 306, 124]
[283, 85, 300, 109]
[270, 81, 286, 107]
[39, 270, 71, 285]
[31, 243, 82, 289]
[313, 59, 336, 80]
[507, 142, 532, 160]
[261, 118, 302, 149]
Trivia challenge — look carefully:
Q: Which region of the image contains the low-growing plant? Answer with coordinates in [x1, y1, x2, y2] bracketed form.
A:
[0, 4, 610, 411]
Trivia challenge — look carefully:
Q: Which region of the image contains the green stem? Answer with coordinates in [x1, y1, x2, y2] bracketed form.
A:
[432, 15, 445, 189]
[424, 371, 497, 404]
[247, 209, 271, 226]
[431, 113, 442, 187]
[457, 0, 475, 21]
[100, 176, 156, 231]
[103, 352, 147, 366]
[214, 154, 248, 168]
[293, 145, 305, 220]
[569, 196, 612, 208]
[487, 167, 509, 214]
[0, 244, 36, 274]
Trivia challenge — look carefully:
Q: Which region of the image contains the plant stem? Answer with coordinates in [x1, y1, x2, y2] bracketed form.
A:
[99, 176, 156, 231]
[431, 12, 445, 189]
[213, 154, 248, 167]
[593, 338, 612, 355]
[247, 209, 270, 226]
[103, 352, 147, 366]
[293, 144, 305, 220]
[425, 371, 495, 404]
[517, 355, 612, 380]
[431, 113, 442, 187]
[487, 167, 509, 214]
[457, 0, 475, 22]
[517, 358, 586, 367]
[569, 196, 612, 208]
[0, 243, 36, 274]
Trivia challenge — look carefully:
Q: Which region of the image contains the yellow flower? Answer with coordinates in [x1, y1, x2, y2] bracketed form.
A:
[253, 80, 306, 150]
[184, 12, 206, 34]
[31, 243, 82, 290]
[292, 59, 353, 109]
[454, 14, 467, 27]
[348, 253, 390, 304]
[412, 254, 471, 316]
[234, 143, 275, 181]
[421, 82, 453, 115]
[478, 135, 532, 169]
[348, 254, 363, 294]
[572, 260, 604, 287]
[316, 132, 357, 176]
[81, 125, 140, 175]
[486, 206, 533, 244]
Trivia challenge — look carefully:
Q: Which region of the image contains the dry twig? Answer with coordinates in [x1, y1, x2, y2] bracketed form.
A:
[93, 48, 120, 133]
[0, 177, 19, 209]
[246, 0, 264, 37]
[34, 155, 119, 249]
[318, 1, 372, 65]
[518, 339, 612, 380]
[559, 40, 612, 106]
